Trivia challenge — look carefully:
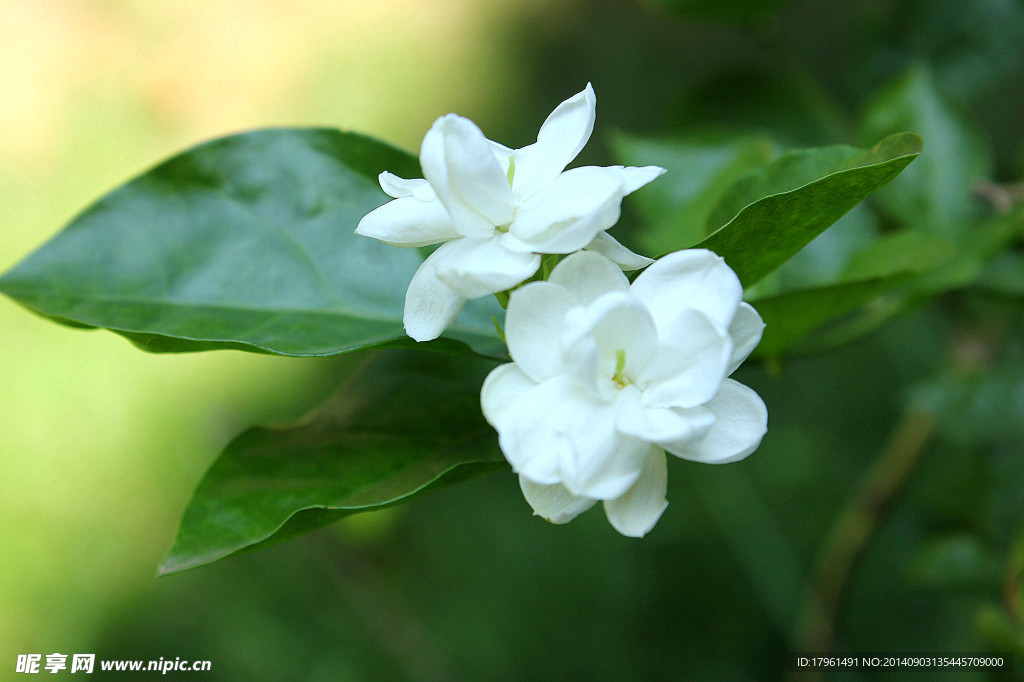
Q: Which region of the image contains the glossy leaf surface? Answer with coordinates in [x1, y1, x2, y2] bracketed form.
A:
[0, 128, 501, 356]
[161, 351, 506, 574]
[697, 132, 922, 286]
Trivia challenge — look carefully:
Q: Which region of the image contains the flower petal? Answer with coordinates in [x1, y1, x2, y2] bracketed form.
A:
[378, 172, 433, 200]
[506, 281, 576, 383]
[480, 362, 540, 460]
[547, 251, 630, 305]
[511, 83, 596, 199]
[583, 232, 654, 271]
[638, 309, 731, 409]
[560, 291, 657, 400]
[519, 477, 596, 524]
[614, 387, 715, 444]
[603, 446, 668, 537]
[671, 378, 767, 464]
[420, 114, 514, 237]
[355, 195, 460, 247]
[433, 236, 540, 299]
[629, 249, 742, 332]
[727, 302, 764, 374]
[402, 245, 466, 342]
[510, 165, 664, 254]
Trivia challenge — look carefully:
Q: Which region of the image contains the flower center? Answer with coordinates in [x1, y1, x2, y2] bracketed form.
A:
[612, 349, 631, 388]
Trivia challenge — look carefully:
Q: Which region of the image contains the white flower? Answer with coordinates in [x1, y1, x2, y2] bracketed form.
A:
[480, 250, 767, 537]
[355, 84, 665, 342]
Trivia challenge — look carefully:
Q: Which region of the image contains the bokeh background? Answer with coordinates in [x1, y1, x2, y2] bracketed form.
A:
[2, 0, 1023, 679]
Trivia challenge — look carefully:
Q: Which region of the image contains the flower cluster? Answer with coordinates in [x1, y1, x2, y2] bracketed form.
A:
[356, 85, 767, 536]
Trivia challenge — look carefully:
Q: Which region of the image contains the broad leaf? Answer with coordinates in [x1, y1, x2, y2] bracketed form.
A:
[0, 128, 502, 357]
[751, 230, 954, 357]
[609, 130, 776, 255]
[696, 132, 922, 287]
[860, 64, 992, 237]
[751, 274, 913, 358]
[160, 350, 506, 575]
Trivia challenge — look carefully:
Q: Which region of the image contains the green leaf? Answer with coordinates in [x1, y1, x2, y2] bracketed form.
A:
[750, 229, 957, 357]
[697, 132, 922, 287]
[609, 130, 776, 255]
[860, 64, 993, 237]
[160, 350, 506, 575]
[0, 128, 502, 357]
[751, 274, 913, 358]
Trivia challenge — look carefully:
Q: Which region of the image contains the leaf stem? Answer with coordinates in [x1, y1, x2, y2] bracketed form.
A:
[790, 407, 935, 681]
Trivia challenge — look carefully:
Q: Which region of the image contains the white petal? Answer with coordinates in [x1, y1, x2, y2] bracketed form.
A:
[433, 237, 540, 299]
[727, 302, 764, 374]
[402, 246, 466, 342]
[508, 166, 628, 252]
[511, 83, 596, 199]
[420, 114, 514, 237]
[617, 165, 667, 194]
[355, 195, 460, 247]
[583, 232, 654, 271]
[672, 378, 767, 464]
[480, 363, 536, 429]
[547, 251, 630, 305]
[505, 281, 576, 383]
[378, 172, 433, 200]
[519, 477, 596, 524]
[630, 249, 743, 332]
[560, 291, 657, 400]
[638, 309, 732, 409]
[603, 446, 668, 537]
[614, 387, 715, 444]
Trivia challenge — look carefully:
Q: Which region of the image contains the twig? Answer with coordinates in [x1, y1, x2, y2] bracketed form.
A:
[789, 408, 936, 682]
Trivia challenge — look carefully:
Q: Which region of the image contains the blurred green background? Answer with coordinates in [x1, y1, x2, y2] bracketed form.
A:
[2, 0, 1023, 679]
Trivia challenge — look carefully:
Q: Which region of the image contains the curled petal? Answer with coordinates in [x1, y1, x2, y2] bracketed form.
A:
[560, 291, 657, 400]
[547, 251, 630, 305]
[355, 194, 459, 247]
[506, 281, 576, 383]
[519, 477, 596, 524]
[433, 237, 540, 299]
[420, 114, 514, 237]
[630, 249, 742, 332]
[402, 246, 466, 342]
[614, 388, 715, 445]
[378, 172, 434, 200]
[511, 83, 596, 199]
[603, 446, 668, 538]
[638, 309, 732, 409]
[671, 379, 767, 464]
[727, 302, 765, 374]
[583, 232, 654, 271]
[481, 363, 536, 435]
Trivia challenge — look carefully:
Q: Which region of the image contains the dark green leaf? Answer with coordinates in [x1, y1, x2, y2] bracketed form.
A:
[609, 130, 776, 255]
[860, 64, 993, 237]
[0, 128, 502, 357]
[751, 274, 913, 358]
[697, 132, 922, 287]
[160, 350, 506, 575]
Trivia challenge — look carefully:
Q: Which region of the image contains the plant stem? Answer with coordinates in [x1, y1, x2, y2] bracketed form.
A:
[789, 408, 935, 681]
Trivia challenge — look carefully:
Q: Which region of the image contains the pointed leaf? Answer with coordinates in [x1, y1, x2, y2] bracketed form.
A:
[160, 351, 506, 575]
[0, 128, 502, 356]
[696, 132, 922, 287]
[860, 64, 993, 237]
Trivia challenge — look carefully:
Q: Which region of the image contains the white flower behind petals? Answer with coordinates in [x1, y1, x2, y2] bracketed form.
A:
[355, 83, 664, 341]
[480, 250, 768, 537]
